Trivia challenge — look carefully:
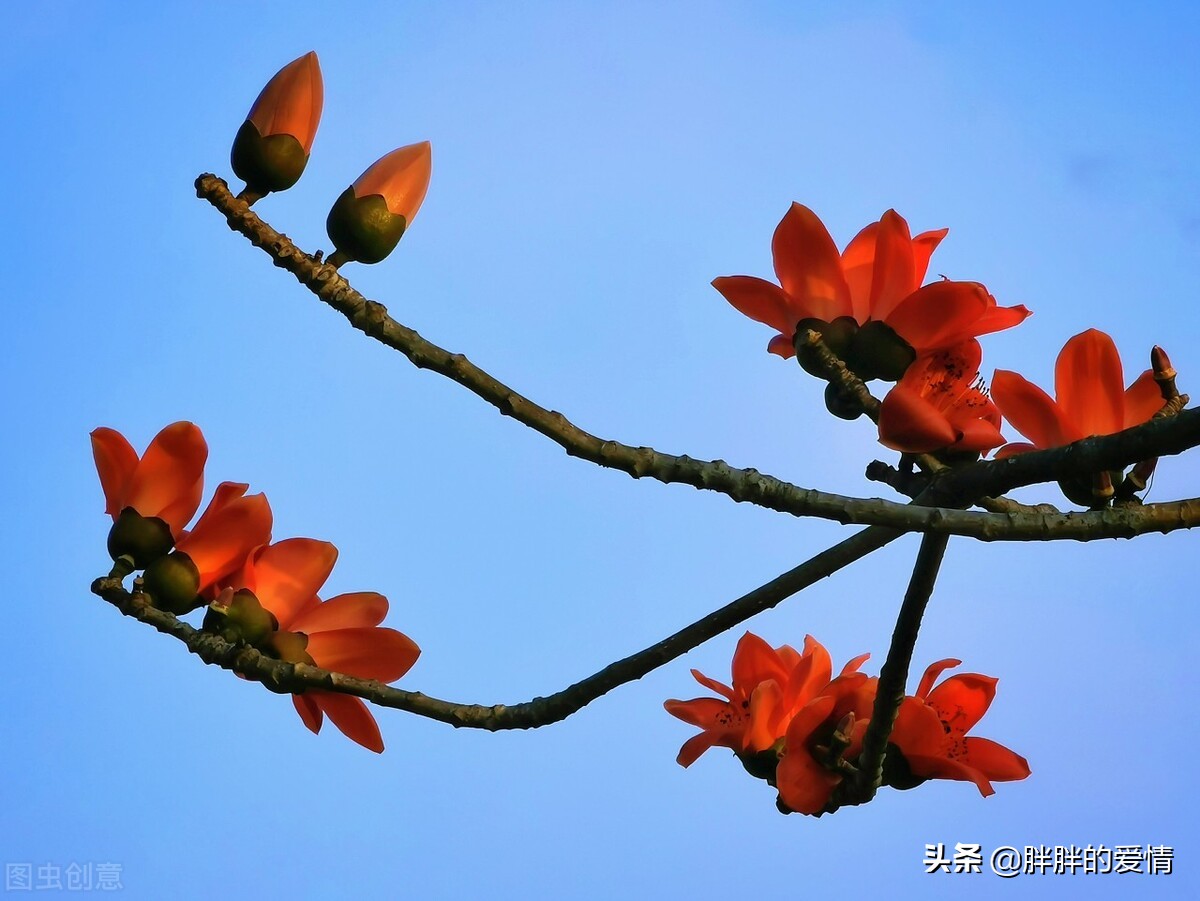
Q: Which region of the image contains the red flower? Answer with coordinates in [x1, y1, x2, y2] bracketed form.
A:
[664, 632, 843, 766]
[888, 658, 1030, 796]
[91, 421, 207, 539]
[877, 341, 1005, 454]
[228, 538, 421, 753]
[774, 669, 876, 815]
[991, 329, 1162, 457]
[712, 205, 1029, 369]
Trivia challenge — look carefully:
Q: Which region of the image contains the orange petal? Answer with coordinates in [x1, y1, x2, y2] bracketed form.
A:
[689, 669, 734, 701]
[991, 370, 1074, 449]
[771, 203, 852, 322]
[90, 427, 138, 519]
[289, 592, 390, 632]
[1055, 329, 1125, 437]
[248, 51, 324, 153]
[992, 441, 1038, 459]
[1123, 369, 1164, 428]
[840, 221, 878, 322]
[878, 383, 957, 453]
[123, 422, 208, 536]
[711, 275, 795, 334]
[884, 281, 990, 353]
[925, 673, 997, 735]
[238, 538, 336, 627]
[178, 490, 274, 592]
[916, 658, 962, 699]
[306, 627, 421, 683]
[676, 731, 720, 768]
[776, 695, 840, 814]
[745, 680, 786, 753]
[731, 632, 789, 693]
[901, 752, 995, 796]
[866, 210, 916, 320]
[840, 652, 871, 676]
[960, 737, 1031, 782]
[910, 228, 948, 285]
[888, 697, 949, 758]
[969, 302, 1032, 339]
[315, 692, 384, 753]
[663, 697, 730, 729]
[292, 693, 323, 734]
[353, 142, 433, 222]
[766, 333, 797, 358]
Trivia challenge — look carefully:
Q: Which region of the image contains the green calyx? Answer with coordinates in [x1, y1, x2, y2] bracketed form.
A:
[263, 630, 316, 666]
[230, 120, 309, 195]
[739, 740, 786, 783]
[325, 187, 407, 265]
[203, 589, 279, 647]
[843, 321, 916, 382]
[794, 316, 859, 377]
[142, 551, 202, 615]
[880, 742, 927, 792]
[107, 508, 174, 569]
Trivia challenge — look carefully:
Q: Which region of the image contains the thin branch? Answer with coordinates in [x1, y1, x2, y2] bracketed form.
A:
[840, 531, 952, 808]
[92, 523, 901, 731]
[194, 173, 1200, 542]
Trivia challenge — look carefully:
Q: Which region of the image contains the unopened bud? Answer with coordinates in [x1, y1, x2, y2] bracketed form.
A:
[1151, 346, 1176, 380]
[142, 551, 202, 615]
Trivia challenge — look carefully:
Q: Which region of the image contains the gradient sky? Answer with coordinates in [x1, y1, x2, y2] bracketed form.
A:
[3, 2, 1198, 898]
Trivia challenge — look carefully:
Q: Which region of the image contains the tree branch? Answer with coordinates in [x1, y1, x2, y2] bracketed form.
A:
[195, 173, 1200, 542]
[92, 522, 901, 731]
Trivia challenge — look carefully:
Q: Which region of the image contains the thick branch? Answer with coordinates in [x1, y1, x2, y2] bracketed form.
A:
[843, 531, 951, 807]
[195, 173, 1200, 542]
[92, 523, 900, 731]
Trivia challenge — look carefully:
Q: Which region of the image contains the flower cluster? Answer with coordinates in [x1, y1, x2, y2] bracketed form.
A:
[714, 204, 1169, 503]
[665, 632, 1028, 815]
[93, 422, 419, 752]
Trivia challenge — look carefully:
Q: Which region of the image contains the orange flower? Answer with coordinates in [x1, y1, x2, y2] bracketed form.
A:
[227, 538, 421, 753]
[91, 422, 207, 566]
[664, 632, 840, 767]
[991, 329, 1162, 458]
[142, 482, 273, 614]
[231, 51, 324, 195]
[775, 669, 876, 815]
[888, 658, 1030, 797]
[877, 341, 1005, 454]
[326, 141, 433, 265]
[712, 205, 1029, 379]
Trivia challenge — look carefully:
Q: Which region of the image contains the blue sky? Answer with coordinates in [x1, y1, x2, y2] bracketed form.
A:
[2, 2, 1197, 898]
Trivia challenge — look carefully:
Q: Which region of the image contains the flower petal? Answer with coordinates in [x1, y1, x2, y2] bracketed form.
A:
[732, 632, 789, 693]
[690, 669, 734, 701]
[991, 370, 1074, 449]
[123, 422, 208, 535]
[866, 210, 916, 321]
[960, 737, 1032, 783]
[916, 658, 962, 700]
[241, 537, 335, 628]
[771, 203, 851, 322]
[840, 220, 877, 322]
[178, 488, 274, 591]
[675, 731, 719, 768]
[767, 333, 796, 358]
[292, 693, 323, 734]
[878, 382, 957, 452]
[901, 752, 996, 796]
[969, 302, 1032, 339]
[884, 281, 990, 353]
[314, 692, 384, 752]
[925, 673, 998, 735]
[711, 275, 796, 334]
[910, 228, 948, 285]
[305, 627, 421, 683]
[1123, 369, 1163, 428]
[663, 697, 730, 729]
[90, 427, 139, 520]
[1055, 329, 1125, 437]
[288, 592, 389, 632]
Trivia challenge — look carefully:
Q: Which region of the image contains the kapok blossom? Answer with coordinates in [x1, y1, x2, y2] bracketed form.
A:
[664, 632, 843, 767]
[712, 204, 1029, 380]
[224, 538, 421, 752]
[990, 328, 1162, 457]
[877, 341, 1005, 454]
[91, 422, 207, 566]
[142, 481, 273, 614]
[888, 658, 1030, 797]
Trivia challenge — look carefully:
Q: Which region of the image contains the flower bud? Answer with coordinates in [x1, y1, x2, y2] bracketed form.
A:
[231, 52, 324, 197]
[142, 551, 202, 615]
[106, 507, 174, 568]
[326, 142, 432, 265]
